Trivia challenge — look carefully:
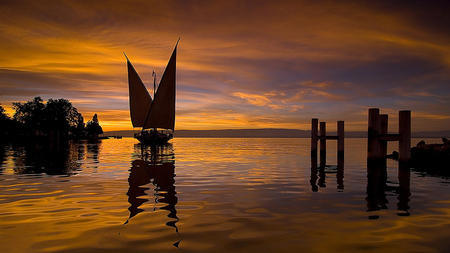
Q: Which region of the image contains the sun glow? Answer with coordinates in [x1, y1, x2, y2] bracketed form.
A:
[0, 1, 449, 132]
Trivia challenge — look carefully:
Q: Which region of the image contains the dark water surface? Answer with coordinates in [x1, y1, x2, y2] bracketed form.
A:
[1, 138, 450, 253]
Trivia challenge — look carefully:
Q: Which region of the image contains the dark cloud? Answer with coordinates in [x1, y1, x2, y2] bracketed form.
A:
[0, 0, 449, 131]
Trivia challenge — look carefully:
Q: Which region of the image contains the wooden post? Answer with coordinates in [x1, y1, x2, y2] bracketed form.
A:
[379, 114, 388, 160]
[320, 122, 326, 166]
[368, 108, 380, 160]
[337, 120, 344, 159]
[399, 110, 411, 162]
[311, 118, 318, 157]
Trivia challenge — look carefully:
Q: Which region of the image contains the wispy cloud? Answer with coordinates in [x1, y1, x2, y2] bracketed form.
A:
[0, 0, 449, 131]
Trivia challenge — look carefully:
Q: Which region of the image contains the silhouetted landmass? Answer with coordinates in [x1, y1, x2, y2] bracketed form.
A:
[1, 97, 103, 142]
[176, 129, 310, 138]
[104, 129, 450, 138]
[411, 138, 450, 176]
[411, 130, 450, 138]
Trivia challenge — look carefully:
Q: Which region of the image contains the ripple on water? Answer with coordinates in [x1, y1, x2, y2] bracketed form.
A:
[1, 138, 450, 253]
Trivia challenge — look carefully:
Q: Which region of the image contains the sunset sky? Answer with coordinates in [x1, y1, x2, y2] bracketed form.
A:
[1, 0, 449, 132]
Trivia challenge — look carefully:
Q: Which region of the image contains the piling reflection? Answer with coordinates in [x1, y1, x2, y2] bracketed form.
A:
[397, 164, 411, 216]
[310, 156, 344, 192]
[126, 143, 178, 232]
[366, 159, 411, 218]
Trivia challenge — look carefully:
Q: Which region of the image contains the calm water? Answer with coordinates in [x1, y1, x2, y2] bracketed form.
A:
[1, 138, 450, 253]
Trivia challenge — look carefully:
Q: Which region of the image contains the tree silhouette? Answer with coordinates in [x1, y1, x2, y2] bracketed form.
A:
[0, 104, 12, 138]
[86, 114, 104, 136]
[43, 98, 82, 135]
[13, 96, 45, 135]
[11, 97, 84, 139]
[0, 105, 8, 121]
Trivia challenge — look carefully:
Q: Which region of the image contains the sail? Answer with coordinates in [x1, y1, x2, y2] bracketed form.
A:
[126, 58, 152, 127]
[143, 43, 177, 130]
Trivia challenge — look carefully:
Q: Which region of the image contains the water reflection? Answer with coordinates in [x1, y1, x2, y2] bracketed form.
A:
[0, 141, 101, 175]
[310, 156, 344, 192]
[0, 143, 6, 169]
[126, 143, 179, 233]
[366, 159, 411, 218]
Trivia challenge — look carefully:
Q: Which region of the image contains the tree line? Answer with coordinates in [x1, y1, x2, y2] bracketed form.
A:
[0, 96, 103, 141]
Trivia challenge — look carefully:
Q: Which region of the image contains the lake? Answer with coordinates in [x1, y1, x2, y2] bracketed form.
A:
[1, 137, 450, 253]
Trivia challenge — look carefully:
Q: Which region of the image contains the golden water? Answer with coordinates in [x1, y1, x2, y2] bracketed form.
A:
[1, 138, 450, 252]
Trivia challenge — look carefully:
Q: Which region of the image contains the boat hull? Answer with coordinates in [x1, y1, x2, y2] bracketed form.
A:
[135, 129, 173, 144]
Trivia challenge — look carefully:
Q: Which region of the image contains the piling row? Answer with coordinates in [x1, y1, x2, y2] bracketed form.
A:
[367, 108, 411, 162]
[311, 119, 344, 165]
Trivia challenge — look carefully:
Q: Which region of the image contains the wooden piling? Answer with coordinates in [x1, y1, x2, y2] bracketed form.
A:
[337, 121, 344, 159]
[311, 119, 345, 166]
[399, 110, 411, 162]
[320, 122, 326, 166]
[379, 114, 388, 161]
[311, 118, 318, 157]
[368, 108, 380, 160]
[367, 108, 411, 163]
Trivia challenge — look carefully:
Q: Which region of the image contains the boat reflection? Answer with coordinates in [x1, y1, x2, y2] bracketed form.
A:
[126, 143, 179, 232]
[366, 159, 411, 218]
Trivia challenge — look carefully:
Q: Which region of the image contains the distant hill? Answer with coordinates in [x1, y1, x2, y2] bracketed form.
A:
[104, 129, 450, 138]
[174, 129, 310, 138]
[411, 130, 450, 138]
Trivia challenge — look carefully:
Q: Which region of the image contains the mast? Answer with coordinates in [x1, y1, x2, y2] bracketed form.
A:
[152, 71, 156, 98]
[152, 71, 156, 132]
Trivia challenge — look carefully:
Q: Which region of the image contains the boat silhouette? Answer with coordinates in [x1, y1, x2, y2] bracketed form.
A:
[124, 39, 179, 144]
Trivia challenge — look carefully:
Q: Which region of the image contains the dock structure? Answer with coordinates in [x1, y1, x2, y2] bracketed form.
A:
[367, 108, 411, 162]
[311, 119, 345, 165]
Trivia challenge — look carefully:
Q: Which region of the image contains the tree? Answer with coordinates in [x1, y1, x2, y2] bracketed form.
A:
[43, 98, 82, 135]
[13, 96, 45, 135]
[86, 114, 103, 136]
[0, 104, 11, 137]
[0, 104, 22, 138]
[0, 104, 9, 121]
[74, 114, 85, 138]
[12, 96, 83, 138]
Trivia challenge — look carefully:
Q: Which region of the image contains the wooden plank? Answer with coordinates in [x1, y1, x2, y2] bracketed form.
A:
[317, 136, 338, 140]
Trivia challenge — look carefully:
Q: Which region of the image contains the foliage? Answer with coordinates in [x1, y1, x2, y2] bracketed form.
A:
[0, 104, 13, 137]
[13, 96, 46, 133]
[86, 114, 104, 136]
[43, 98, 82, 133]
[8, 96, 98, 139]
[0, 105, 9, 121]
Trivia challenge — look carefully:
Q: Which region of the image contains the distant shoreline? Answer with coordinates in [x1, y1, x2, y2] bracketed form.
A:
[104, 129, 450, 139]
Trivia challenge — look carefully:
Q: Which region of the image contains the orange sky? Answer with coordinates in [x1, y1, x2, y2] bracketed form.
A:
[1, 0, 449, 132]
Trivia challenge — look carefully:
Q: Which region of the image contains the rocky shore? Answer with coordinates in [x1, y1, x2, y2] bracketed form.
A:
[410, 138, 450, 175]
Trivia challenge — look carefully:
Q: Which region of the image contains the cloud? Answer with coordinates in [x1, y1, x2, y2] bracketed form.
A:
[232, 92, 272, 107]
[0, 0, 449, 131]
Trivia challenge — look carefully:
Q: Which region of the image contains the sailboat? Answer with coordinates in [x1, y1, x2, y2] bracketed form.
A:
[125, 39, 179, 144]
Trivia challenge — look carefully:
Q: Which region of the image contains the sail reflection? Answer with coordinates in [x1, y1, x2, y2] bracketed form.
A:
[126, 143, 179, 232]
